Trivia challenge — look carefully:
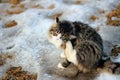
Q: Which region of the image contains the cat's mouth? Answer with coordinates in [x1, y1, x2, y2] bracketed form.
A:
[52, 37, 60, 41]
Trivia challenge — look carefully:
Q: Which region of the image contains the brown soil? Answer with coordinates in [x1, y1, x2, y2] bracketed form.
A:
[5, 20, 17, 28]
[2, 66, 37, 80]
[107, 5, 120, 26]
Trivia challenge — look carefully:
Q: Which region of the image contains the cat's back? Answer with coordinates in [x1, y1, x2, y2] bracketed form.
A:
[75, 40, 102, 70]
[73, 21, 103, 50]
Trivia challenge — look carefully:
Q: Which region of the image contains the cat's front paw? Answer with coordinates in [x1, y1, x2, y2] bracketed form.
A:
[60, 52, 66, 58]
[57, 63, 65, 69]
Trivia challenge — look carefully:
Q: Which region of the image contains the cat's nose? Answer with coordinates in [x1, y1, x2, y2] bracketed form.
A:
[60, 37, 62, 39]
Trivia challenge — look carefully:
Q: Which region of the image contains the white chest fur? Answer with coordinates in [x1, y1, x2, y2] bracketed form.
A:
[65, 41, 78, 65]
[48, 34, 63, 48]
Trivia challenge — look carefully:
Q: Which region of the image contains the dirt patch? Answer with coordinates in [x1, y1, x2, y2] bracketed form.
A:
[0, 54, 13, 66]
[2, 66, 37, 80]
[4, 20, 17, 28]
[90, 15, 98, 21]
[107, 5, 120, 26]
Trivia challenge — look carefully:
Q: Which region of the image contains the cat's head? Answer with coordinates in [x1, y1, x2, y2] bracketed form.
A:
[48, 17, 76, 48]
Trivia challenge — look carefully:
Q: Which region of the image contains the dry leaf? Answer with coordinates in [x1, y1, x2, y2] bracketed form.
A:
[18, 4, 24, 8]
[75, 1, 81, 5]
[7, 55, 14, 59]
[5, 20, 17, 28]
[48, 4, 55, 9]
[6, 9, 23, 15]
[32, 4, 44, 9]
[9, 0, 19, 5]
[0, 54, 13, 66]
[107, 5, 120, 26]
[2, 66, 37, 80]
[90, 15, 98, 21]
[11, 5, 17, 8]
[0, 54, 6, 66]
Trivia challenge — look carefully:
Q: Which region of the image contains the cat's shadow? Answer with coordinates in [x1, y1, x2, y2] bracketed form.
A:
[42, 50, 97, 80]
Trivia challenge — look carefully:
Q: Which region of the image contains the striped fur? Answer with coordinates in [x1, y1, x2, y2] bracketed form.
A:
[48, 18, 103, 73]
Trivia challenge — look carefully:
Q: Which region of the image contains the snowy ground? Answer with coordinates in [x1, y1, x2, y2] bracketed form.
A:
[0, 0, 120, 80]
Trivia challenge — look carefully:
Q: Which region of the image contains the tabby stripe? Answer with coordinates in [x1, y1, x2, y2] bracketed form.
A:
[89, 44, 96, 56]
[80, 51, 86, 61]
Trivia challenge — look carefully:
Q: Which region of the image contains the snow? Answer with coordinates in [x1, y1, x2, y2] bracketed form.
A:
[0, 0, 120, 80]
[95, 73, 120, 80]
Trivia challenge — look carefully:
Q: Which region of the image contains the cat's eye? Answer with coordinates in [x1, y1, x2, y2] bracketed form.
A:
[56, 30, 60, 34]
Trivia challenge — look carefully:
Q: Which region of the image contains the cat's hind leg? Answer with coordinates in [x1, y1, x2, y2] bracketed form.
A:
[57, 63, 65, 69]
[57, 60, 71, 69]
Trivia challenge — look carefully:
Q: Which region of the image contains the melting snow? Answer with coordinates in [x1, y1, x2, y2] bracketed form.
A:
[0, 0, 120, 80]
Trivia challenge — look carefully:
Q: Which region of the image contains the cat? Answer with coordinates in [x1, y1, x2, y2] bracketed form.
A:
[110, 45, 120, 57]
[110, 45, 120, 63]
[48, 17, 104, 73]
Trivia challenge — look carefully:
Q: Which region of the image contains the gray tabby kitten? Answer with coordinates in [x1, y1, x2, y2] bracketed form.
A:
[48, 17, 103, 73]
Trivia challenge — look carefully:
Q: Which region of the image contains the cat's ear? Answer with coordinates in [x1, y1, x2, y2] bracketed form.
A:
[70, 35, 77, 39]
[56, 17, 60, 23]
